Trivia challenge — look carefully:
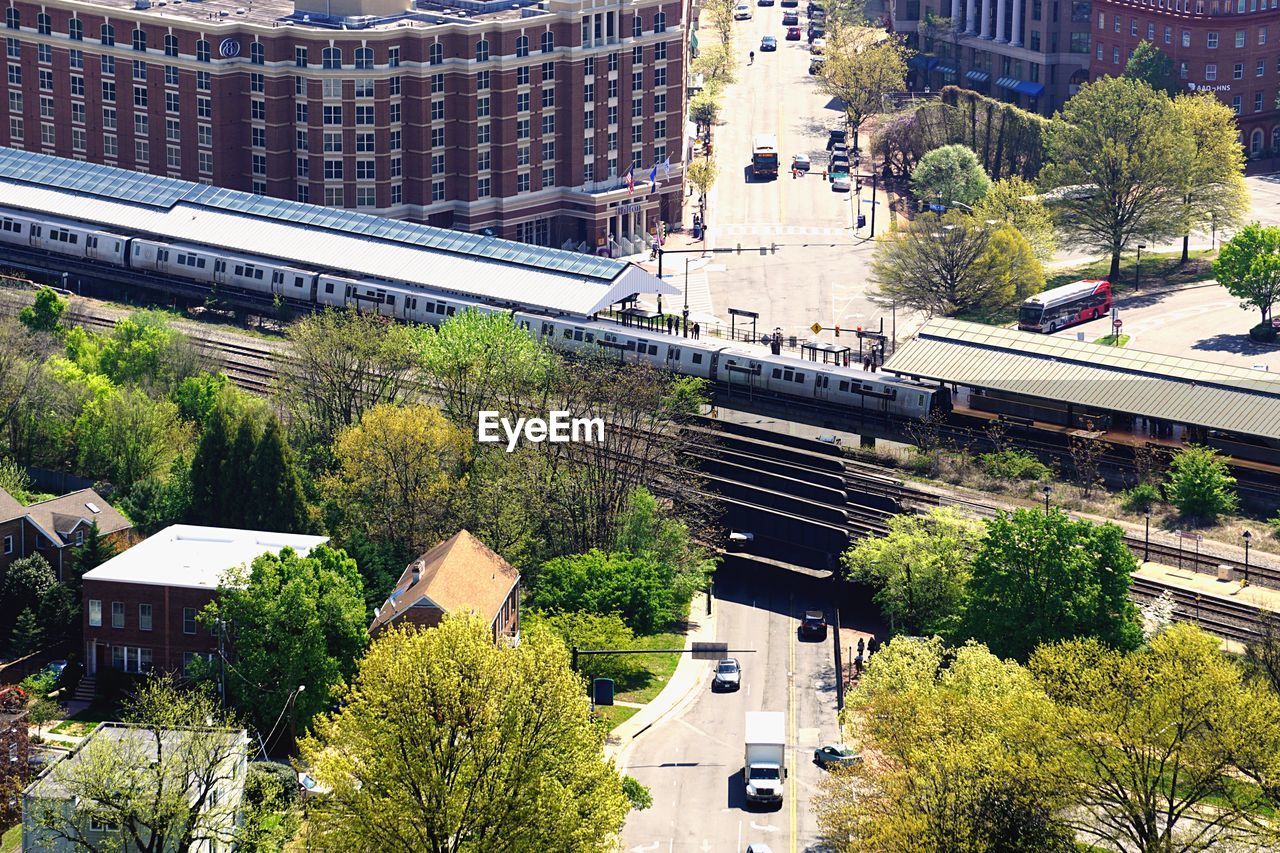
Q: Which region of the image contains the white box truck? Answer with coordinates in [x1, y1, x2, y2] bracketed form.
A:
[744, 711, 786, 805]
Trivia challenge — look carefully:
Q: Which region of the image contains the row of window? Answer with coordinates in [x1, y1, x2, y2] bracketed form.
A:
[86, 600, 207, 633]
[1103, 14, 1270, 48]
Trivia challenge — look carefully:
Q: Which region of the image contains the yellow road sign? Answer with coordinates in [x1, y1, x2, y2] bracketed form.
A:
[810, 322, 823, 334]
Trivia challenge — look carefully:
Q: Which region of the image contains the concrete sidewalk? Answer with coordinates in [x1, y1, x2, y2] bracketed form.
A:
[607, 590, 717, 771]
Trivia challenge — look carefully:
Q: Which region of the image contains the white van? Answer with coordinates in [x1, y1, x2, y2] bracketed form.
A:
[734, 3, 753, 18]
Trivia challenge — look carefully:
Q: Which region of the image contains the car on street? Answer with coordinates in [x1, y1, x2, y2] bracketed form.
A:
[808, 57, 824, 74]
[808, 21, 826, 37]
[791, 153, 811, 171]
[807, 0, 825, 11]
[830, 173, 851, 192]
[735, 2, 753, 18]
[785, 25, 802, 39]
[758, 0, 775, 6]
[830, 153, 850, 171]
[800, 610, 829, 638]
[810, 8, 827, 21]
[760, 35, 778, 50]
[827, 128, 847, 148]
[713, 658, 742, 691]
[810, 38, 826, 54]
[814, 744, 861, 769]
[781, 0, 799, 5]
[782, 11, 799, 24]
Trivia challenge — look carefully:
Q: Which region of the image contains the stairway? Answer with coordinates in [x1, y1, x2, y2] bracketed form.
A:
[71, 675, 96, 703]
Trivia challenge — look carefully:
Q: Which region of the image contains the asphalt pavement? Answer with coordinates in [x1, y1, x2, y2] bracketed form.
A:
[617, 556, 887, 853]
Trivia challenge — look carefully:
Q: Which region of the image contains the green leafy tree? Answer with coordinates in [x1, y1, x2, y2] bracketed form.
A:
[1030, 625, 1280, 853]
[1122, 40, 1179, 96]
[691, 40, 738, 86]
[119, 456, 192, 534]
[0, 455, 33, 502]
[416, 309, 555, 429]
[27, 695, 61, 738]
[972, 176, 1057, 262]
[171, 372, 233, 428]
[203, 544, 367, 751]
[1214, 222, 1280, 327]
[1174, 93, 1249, 263]
[966, 509, 1143, 660]
[1, 553, 56, 637]
[224, 417, 259, 529]
[685, 157, 718, 202]
[236, 762, 302, 853]
[37, 584, 78, 645]
[299, 616, 630, 852]
[10, 607, 43, 655]
[614, 487, 716, 612]
[1164, 444, 1239, 520]
[525, 610, 642, 682]
[816, 637, 1074, 851]
[18, 286, 66, 334]
[815, 23, 910, 154]
[527, 549, 677, 634]
[688, 92, 721, 132]
[1043, 77, 1190, 281]
[74, 387, 190, 489]
[985, 223, 1045, 301]
[25, 675, 246, 853]
[910, 144, 992, 209]
[73, 521, 119, 577]
[702, 0, 737, 44]
[842, 508, 983, 638]
[622, 776, 653, 811]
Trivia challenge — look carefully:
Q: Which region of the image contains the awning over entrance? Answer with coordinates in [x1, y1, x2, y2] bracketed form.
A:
[964, 69, 990, 83]
[908, 55, 939, 71]
[1012, 80, 1045, 97]
[935, 62, 959, 75]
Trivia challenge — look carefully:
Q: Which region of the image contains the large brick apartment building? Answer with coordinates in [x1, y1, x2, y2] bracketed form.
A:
[0, 0, 686, 254]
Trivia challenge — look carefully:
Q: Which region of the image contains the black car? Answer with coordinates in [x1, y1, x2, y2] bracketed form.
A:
[800, 610, 828, 640]
[808, 21, 826, 37]
[760, 35, 778, 51]
[782, 11, 799, 25]
[758, 0, 775, 6]
[807, 0, 825, 11]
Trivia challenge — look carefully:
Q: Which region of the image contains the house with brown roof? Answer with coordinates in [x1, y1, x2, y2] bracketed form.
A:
[0, 488, 132, 581]
[370, 530, 520, 643]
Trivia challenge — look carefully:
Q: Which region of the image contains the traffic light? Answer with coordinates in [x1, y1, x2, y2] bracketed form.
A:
[835, 325, 841, 337]
[771, 242, 778, 254]
[737, 243, 742, 255]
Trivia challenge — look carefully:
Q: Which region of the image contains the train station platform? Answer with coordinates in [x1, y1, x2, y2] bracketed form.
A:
[1134, 561, 1280, 615]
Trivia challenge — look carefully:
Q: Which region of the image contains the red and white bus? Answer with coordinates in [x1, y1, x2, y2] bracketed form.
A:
[1017, 279, 1112, 333]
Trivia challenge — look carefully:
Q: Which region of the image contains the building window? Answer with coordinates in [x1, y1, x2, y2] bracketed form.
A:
[325, 187, 343, 205]
[197, 71, 210, 91]
[133, 60, 147, 81]
[296, 46, 309, 67]
[88, 599, 102, 626]
[655, 12, 666, 33]
[356, 131, 374, 152]
[1129, 18, 1137, 36]
[134, 86, 148, 108]
[541, 60, 554, 82]
[1163, 26, 1171, 44]
[323, 47, 341, 69]
[1232, 94, 1242, 115]
[542, 167, 555, 188]
[322, 77, 341, 99]
[542, 88, 555, 107]
[103, 107, 117, 130]
[356, 186, 376, 207]
[632, 70, 643, 91]
[475, 39, 489, 62]
[183, 607, 197, 634]
[477, 123, 491, 144]
[390, 102, 401, 123]
[198, 97, 212, 118]
[5, 63, 17, 85]
[518, 172, 531, 192]
[324, 105, 342, 125]
[324, 160, 343, 180]
[477, 69, 490, 90]
[101, 54, 115, 76]
[390, 129, 401, 150]
[517, 92, 530, 112]
[355, 78, 374, 98]
[1256, 91, 1265, 112]
[1205, 63, 1217, 80]
[101, 23, 115, 46]
[2, 534, 11, 554]
[432, 180, 445, 201]
[478, 177, 491, 197]
[608, 78, 618, 99]
[655, 40, 667, 60]
[38, 69, 51, 91]
[390, 156, 402, 177]
[389, 46, 400, 67]
[296, 102, 309, 123]
[1258, 59, 1266, 77]
[517, 65, 530, 85]
[70, 49, 83, 69]
[252, 99, 265, 120]
[251, 127, 265, 147]
[1260, 26, 1268, 46]
[1207, 31, 1218, 49]
[516, 35, 529, 57]
[517, 118, 530, 139]
[518, 144, 531, 164]
[1234, 63, 1244, 80]
[133, 28, 147, 52]
[631, 124, 643, 144]
[72, 102, 86, 124]
[541, 31, 554, 52]
[356, 105, 374, 125]
[39, 96, 53, 119]
[1179, 62, 1187, 79]
[431, 153, 446, 175]
[139, 604, 153, 631]
[102, 81, 116, 102]
[69, 18, 83, 41]
[357, 159, 375, 180]
[1181, 30, 1190, 48]
[1235, 30, 1246, 49]
[582, 135, 593, 156]
[135, 139, 149, 162]
[111, 601, 125, 629]
[655, 67, 667, 86]
[197, 39, 210, 62]
[37, 43, 50, 63]
[542, 140, 555, 161]
[430, 42, 443, 65]
[199, 151, 212, 172]
[392, 75, 404, 96]
[169, 119, 183, 142]
[391, 184, 402, 205]
[355, 47, 373, 69]
[297, 157, 310, 178]
[477, 150, 491, 172]
[251, 72, 265, 93]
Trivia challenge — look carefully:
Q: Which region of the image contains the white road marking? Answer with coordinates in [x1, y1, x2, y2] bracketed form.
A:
[737, 820, 743, 850]
[750, 821, 781, 833]
[630, 843, 660, 852]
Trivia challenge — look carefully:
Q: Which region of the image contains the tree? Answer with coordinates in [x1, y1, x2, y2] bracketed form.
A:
[10, 607, 43, 655]
[1030, 625, 1280, 853]
[1164, 444, 1239, 520]
[692, 40, 737, 86]
[224, 417, 259, 529]
[1, 553, 56, 638]
[416, 309, 555, 429]
[188, 409, 234, 525]
[246, 417, 308, 533]
[325, 403, 471, 555]
[37, 584, 78, 646]
[688, 92, 721, 133]
[299, 616, 630, 851]
[842, 508, 983, 639]
[0, 317, 58, 467]
[871, 212, 1039, 316]
[910, 144, 991, 209]
[0, 454, 33, 502]
[527, 549, 678, 634]
[27, 695, 61, 738]
[203, 544, 367, 751]
[972, 175, 1057, 262]
[236, 762, 302, 853]
[965, 509, 1143, 661]
[1214, 223, 1280, 327]
[613, 487, 716, 613]
[1173, 93, 1249, 263]
[73, 521, 119, 577]
[702, 0, 737, 44]
[26, 676, 246, 853]
[685, 156, 717, 203]
[815, 637, 1074, 851]
[74, 387, 190, 489]
[1122, 40, 1180, 97]
[1068, 424, 1107, 498]
[18, 286, 66, 334]
[1043, 77, 1190, 281]
[274, 308, 422, 458]
[525, 610, 643, 682]
[815, 23, 910, 154]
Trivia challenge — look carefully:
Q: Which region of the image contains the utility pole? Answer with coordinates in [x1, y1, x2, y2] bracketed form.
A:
[683, 256, 691, 337]
[869, 171, 879, 237]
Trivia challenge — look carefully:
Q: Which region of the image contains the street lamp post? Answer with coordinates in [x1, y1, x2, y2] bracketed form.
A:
[1135, 243, 1147, 292]
[1042, 484, 1052, 515]
[1143, 506, 1151, 563]
[1243, 529, 1252, 586]
[683, 256, 691, 338]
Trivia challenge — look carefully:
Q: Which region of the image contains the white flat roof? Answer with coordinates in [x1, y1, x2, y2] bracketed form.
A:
[82, 524, 329, 590]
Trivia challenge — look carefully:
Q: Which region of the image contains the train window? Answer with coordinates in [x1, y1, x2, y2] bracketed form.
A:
[918, 394, 925, 406]
[692, 353, 702, 364]
[862, 384, 875, 392]
[255, 269, 264, 280]
[648, 345, 658, 355]
[572, 330, 584, 341]
[386, 295, 395, 306]
[197, 258, 206, 269]
[294, 276, 304, 288]
[585, 332, 594, 343]
[1, 219, 20, 233]
[772, 368, 782, 379]
[446, 306, 455, 316]
[324, 282, 334, 294]
[132, 244, 140, 254]
[234, 265, 244, 276]
[114, 241, 120, 251]
[563, 329, 573, 339]
[793, 373, 804, 383]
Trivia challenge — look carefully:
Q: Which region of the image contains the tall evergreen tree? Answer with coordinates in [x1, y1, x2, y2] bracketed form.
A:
[10, 608, 43, 655]
[188, 410, 232, 525]
[248, 417, 307, 532]
[224, 418, 260, 529]
[73, 521, 118, 578]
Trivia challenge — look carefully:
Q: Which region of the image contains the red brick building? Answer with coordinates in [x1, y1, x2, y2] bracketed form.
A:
[0, 0, 686, 254]
[1089, 0, 1280, 159]
[80, 525, 328, 677]
[369, 529, 520, 642]
[0, 487, 131, 581]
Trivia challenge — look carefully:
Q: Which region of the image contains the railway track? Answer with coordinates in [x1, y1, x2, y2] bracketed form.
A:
[1129, 576, 1267, 645]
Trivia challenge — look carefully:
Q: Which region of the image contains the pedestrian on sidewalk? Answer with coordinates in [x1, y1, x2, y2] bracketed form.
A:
[666, 316, 673, 333]
[868, 634, 878, 655]
[693, 322, 701, 340]
[857, 636, 865, 655]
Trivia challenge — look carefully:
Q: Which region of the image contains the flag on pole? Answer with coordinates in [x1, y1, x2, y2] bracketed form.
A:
[626, 167, 634, 195]
[648, 163, 658, 191]
[662, 156, 671, 179]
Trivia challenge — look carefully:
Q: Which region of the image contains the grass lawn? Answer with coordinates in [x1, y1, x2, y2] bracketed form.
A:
[1, 822, 21, 853]
[613, 631, 687, 705]
[593, 705, 640, 729]
[1092, 334, 1130, 347]
[1047, 249, 1216, 295]
[50, 706, 112, 738]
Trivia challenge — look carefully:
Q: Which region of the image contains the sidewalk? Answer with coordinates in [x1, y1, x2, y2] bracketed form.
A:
[607, 590, 717, 770]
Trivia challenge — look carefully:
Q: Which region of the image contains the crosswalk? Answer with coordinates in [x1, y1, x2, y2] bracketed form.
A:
[715, 223, 855, 238]
[659, 265, 714, 321]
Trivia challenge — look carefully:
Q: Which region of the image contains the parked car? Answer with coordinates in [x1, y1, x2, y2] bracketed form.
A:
[786, 26, 802, 39]
[830, 173, 852, 192]
[735, 3, 753, 18]
[807, 0, 825, 12]
[760, 35, 778, 50]
[810, 8, 827, 21]
[800, 610, 829, 638]
[782, 11, 799, 24]
[43, 660, 68, 678]
[810, 38, 826, 54]
[808, 20, 826, 37]
[827, 128, 847, 149]
[808, 57, 824, 74]
[781, 0, 799, 5]
[713, 658, 742, 691]
[814, 744, 861, 769]
[792, 153, 812, 171]
[758, 0, 775, 6]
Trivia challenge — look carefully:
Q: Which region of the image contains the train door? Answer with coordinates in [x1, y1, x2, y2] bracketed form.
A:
[271, 270, 285, 298]
[213, 259, 229, 285]
[813, 373, 831, 401]
[708, 351, 720, 382]
[666, 345, 681, 370]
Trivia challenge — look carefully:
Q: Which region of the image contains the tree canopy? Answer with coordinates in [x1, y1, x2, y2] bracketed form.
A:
[910, 144, 991, 209]
[1122, 40, 1180, 97]
[972, 176, 1057, 262]
[1215, 223, 1280, 327]
[815, 23, 909, 152]
[527, 549, 679, 634]
[1164, 444, 1239, 520]
[1043, 77, 1190, 280]
[965, 509, 1142, 660]
[300, 616, 630, 852]
[1173, 93, 1249, 263]
[18, 287, 66, 334]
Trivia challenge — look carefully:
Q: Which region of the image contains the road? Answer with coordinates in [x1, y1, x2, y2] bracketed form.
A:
[618, 557, 886, 853]
[696, 6, 918, 346]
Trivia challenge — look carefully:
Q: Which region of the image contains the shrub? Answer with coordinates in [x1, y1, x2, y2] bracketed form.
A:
[1268, 513, 1280, 539]
[1164, 445, 1238, 521]
[1248, 322, 1277, 342]
[1121, 483, 1161, 513]
[979, 449, 1052, 482]
[19, 668, 57, 698]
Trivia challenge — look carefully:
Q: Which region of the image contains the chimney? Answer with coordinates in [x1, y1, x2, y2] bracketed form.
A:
[411, 566, 421, 586]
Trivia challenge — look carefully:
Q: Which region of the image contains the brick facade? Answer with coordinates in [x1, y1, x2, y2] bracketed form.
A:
[0, 0, 687, 251]
[81, 578, 218, 677]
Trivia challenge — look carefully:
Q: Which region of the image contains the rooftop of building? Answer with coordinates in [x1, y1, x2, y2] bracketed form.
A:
[57, 0, 552, 32]
[884, 318, 1280, 438]
[0, 147, 676, 317]
[370, 529, 519, 633]
[0, 487, 132, 547]
[81, 524, 329, 590]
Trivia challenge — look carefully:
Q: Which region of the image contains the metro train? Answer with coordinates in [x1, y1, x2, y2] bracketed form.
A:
[0, 205, 950, 421]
